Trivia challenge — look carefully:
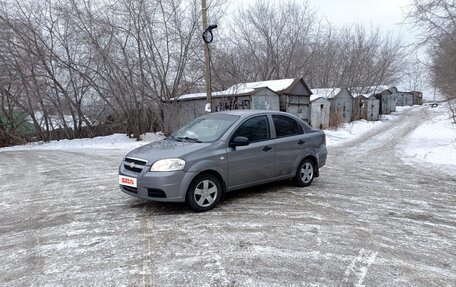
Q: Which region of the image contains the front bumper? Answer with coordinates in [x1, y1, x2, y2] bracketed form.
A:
[119, 164, 196, 203]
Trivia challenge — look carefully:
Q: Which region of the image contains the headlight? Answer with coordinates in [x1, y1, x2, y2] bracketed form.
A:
[150, 158, 185, 171]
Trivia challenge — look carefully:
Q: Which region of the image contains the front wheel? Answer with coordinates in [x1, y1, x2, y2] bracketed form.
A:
[187, 174, 222, 212]
[294, 159, 315, 187]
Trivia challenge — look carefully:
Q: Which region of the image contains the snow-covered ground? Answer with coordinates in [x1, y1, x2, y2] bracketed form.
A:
[324, 119, 384, 146]
[2, 106, 456, 177]
[0, 132, 164, 152]
[397, 103, 456, 176]
[323, 104, 456, 175]
[323, 106, 414, 147]
[2, 105, 456, 286]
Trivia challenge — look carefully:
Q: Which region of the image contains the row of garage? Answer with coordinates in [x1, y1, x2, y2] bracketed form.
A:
[164, 78, 423, 132]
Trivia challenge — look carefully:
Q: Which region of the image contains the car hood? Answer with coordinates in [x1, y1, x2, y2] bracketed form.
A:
[124, 139, 212, 164]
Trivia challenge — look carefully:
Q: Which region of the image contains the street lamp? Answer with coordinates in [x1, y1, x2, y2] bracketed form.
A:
[202, 0, 217, 113]
[203, 24, 217, 112]
[203, 24, 218, 43]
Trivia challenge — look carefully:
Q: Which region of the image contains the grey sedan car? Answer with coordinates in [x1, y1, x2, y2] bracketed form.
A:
[119, 110, 327, 212]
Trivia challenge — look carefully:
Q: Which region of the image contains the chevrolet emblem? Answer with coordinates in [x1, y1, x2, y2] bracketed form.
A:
[129, 162, 136, 169]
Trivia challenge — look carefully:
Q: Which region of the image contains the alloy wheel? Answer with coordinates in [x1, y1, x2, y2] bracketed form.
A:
[300, 162, 314, 183]
[193, 179, 218, 207]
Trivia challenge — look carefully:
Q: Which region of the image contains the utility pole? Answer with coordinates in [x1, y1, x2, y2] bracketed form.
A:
[202, 0, 212, 112]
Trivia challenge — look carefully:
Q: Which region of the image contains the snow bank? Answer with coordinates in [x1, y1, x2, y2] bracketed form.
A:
[324, 106, 422, 146]
[0, 132, 165, 152]
[398, 104, 456, 175]
[324, 120, 384, 147]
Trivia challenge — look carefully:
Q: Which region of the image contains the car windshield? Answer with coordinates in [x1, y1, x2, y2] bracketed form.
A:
[172, 114, 240, 143]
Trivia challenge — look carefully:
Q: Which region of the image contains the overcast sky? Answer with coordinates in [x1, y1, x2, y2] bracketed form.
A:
[311, 0, 411, 30]
[228, 0, 417, 43]
[225, 0, 436, 96]
[308, 0, 430, 94]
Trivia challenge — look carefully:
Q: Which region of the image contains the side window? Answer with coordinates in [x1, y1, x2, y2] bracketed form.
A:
[272, 115, 303, 138]
[232, 115, 270, 142]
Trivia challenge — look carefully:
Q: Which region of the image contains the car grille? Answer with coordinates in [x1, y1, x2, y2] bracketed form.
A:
[124, 157, 147, 173]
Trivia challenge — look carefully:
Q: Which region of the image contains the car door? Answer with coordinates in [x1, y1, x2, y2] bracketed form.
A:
[226, 115, 276, 187]
[272, 114, 309, 176]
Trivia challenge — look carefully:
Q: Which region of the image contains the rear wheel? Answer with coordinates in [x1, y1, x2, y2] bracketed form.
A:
[294, 158, 315, 187]
[187, 174, 222, 212]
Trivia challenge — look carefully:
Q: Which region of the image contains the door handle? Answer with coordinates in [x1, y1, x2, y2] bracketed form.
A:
[262, 146, 272, 151]
[298, 139, 305, 145]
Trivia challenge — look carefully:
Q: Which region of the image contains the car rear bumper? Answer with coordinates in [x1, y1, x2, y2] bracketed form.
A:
[318, 145, 327, 168]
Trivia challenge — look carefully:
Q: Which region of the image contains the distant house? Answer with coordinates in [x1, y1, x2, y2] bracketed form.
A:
[350, 85, 393, 115]
[390, 87, 414, 106]
[163, 86, 280, 133]
[387, 88, 400, 112]
[370, 88, 395, 114]
[0, 110, 36, 137]
[275, 78, 312, 121]
[400, 92, 414, 106]
[352, 94, 380, 121]
[392, 87, 424, 106]
[163, 78, 312, 133]
[353, 85, 423, 115]
[218, 78, 312, 120]
[411, 91, 423, 105]
[309, 95, 330, 129]
[311, 88, 353, 126]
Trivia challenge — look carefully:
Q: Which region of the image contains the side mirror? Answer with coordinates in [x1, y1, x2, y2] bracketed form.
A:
[229, 136, 249, 148]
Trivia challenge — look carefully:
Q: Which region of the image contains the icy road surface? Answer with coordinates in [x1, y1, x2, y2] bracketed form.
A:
[1, 107, 455, 286]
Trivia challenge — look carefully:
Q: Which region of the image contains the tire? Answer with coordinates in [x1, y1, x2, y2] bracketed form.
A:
[187, 174, 222, 212]
[294, 158, 315, 187]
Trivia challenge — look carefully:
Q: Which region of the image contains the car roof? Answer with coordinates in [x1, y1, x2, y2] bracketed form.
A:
[205, 110, 313, 132]
[213, 110, 293, 118]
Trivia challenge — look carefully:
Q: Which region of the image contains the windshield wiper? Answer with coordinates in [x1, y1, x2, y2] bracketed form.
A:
[168, 134, 181, 141]
[177, 136, 202, 143]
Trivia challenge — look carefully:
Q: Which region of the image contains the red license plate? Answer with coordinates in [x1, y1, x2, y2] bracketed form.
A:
[119, 175, 137, 188]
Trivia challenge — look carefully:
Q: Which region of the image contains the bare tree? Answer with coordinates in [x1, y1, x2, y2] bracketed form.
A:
[213, 0, 406, 92]
[431, 31, 456, 123]
[0, 0, 415, 146]
[0, 0, 213, 143]
[212, 0, 317, 87]
[336, 25, 405, 91]
[0, 0, 100, 140]
[0, 11, 52, 142]
[406, 0, 456, 122]
[60, 0, 206, 139]
[406, 0, 456, 45]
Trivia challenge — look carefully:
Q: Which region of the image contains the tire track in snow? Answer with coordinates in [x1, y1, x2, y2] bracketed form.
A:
[334, 107, 430, 159]
[139, 205, 190, 286]
[141, 206, 156, 286]
[343, 248, 378, 287]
